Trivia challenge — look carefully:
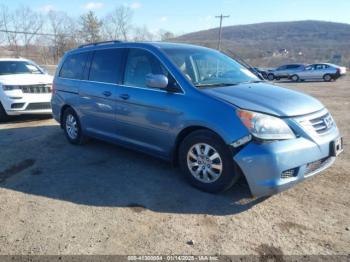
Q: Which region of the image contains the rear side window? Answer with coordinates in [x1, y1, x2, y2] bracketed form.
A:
[59, 52, 89, 79]
[316, 64, 329, 70]
[89, 48, 124, 84]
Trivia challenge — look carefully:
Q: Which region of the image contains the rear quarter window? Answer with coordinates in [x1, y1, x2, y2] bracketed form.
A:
[59, 52, 90, 80]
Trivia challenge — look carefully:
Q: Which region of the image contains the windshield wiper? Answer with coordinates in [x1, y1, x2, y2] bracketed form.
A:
[194, 82, 239, 88]
[239, 80, 264, 84]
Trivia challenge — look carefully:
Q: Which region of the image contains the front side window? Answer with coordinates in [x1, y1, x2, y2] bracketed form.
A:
[124, 48, 173, 89]
[89, 48, 124, 84]
[162, 47, 259, 88]
[59, 52, 90, 80]
[0, 61, 43, 75]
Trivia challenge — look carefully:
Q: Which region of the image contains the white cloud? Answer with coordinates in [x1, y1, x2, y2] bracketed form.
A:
[205, 15, 212, 21]
[84, 2, 104, 10]
[199, 15, 212, 22]
[130, 2, 142, 9]
[160, 16, 168, 22]
[38, 4, 56, 13]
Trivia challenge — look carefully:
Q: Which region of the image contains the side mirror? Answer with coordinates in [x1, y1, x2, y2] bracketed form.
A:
[146, 74, 168, 89]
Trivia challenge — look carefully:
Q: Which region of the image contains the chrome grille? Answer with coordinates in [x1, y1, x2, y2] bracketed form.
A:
[20, 84, 52, 94]
[309, 113, 334, 134]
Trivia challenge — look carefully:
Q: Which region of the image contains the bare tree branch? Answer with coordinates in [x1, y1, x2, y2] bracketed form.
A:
[103, 6, 133, 41]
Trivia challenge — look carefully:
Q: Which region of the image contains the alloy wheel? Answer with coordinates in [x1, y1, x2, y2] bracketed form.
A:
[65, 114, 78, 140]
[292, 75, 299, 82]
[324, 74, 332, 82]
[186, 143, 223, 183]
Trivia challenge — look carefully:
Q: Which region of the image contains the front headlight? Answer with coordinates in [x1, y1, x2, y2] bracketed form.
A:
[2, 85, 21, 91]
[237, 109, 296, 140]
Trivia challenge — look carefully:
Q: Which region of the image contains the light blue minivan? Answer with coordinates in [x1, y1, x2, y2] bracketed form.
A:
[51, 41, 343, 197]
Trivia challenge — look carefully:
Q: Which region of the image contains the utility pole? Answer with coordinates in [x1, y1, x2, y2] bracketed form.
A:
[215, 14, 230, 51]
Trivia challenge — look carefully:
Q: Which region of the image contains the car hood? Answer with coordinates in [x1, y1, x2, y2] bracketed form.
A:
[202, 82, 324, 117]
[0, 74, 53, 85]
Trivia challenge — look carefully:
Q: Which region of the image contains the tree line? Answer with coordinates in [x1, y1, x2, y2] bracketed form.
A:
[0, 5, 176, 64]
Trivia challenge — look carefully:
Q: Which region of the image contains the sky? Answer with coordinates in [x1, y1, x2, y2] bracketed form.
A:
[1, 0, 350, 35]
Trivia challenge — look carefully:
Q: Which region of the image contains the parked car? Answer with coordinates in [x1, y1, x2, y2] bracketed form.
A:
[289, 63, 347, 82]
[0, 58, 53, 121]
[267, 64, 305, 81]
[51, 41, 343, 197]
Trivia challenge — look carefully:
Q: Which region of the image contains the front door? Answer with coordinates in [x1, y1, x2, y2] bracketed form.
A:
[115, 48, 183, 157]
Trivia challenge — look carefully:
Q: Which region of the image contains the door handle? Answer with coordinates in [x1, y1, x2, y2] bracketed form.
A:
[119, 94, 130, 100]
[102, 91, 112, 97]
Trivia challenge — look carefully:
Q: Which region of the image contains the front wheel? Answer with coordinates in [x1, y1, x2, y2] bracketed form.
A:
[291, 74, 300, 82]
[179, 130, 240, 193]
[267, 73, 275, 81]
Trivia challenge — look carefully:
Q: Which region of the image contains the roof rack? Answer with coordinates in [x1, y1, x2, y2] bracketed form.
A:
[78, 40, 123, 48]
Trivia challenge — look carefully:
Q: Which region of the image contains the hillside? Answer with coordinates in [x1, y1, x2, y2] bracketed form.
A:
[174, 20, 350, 67]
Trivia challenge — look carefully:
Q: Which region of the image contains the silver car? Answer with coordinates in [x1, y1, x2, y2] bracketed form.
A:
[290, 63, 347, 82]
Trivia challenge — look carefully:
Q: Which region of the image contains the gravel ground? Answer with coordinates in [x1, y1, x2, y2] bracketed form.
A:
[0, 76, 349, 256]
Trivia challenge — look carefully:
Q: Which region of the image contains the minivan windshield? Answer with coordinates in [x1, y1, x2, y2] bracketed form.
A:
[162, 47, 259, 88]
[0, 61, 44, 75]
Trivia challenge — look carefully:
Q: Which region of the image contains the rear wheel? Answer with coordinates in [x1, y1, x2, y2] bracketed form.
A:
[179, 130, 240, 193]
[323, 74, 332, 82]
[0, 102, 10, 122]
[62, 107, 87, 145]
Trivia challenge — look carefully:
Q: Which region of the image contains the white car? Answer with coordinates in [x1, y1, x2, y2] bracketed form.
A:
[0, 58, 53, 121]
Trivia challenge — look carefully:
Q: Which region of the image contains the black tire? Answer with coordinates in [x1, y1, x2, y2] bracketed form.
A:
[179, 130, 241, 193]
[267, 73, 275, 81]
[275, 76, 281, 81]
[0, 102, 10, 122]
[62, 107, 87, 145]
[291, 74, 300, 82]
[323, 74, 332, 82]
